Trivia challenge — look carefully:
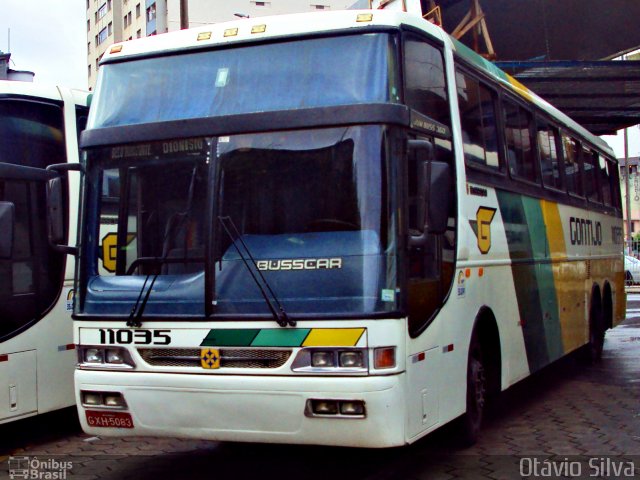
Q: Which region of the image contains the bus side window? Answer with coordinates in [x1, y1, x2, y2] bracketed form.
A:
[605, 158, 620, 208]
[503, 99, 536, 183]
[583, 148, 600, 203]
[537, 121, 562, 190]
[598, 156, 613, 206]
[404, 36, 450, 127]
[562, 135, 583, 197]
[455, 70, 500, 170]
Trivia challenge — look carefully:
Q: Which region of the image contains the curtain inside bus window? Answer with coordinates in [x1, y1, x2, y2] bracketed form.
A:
[600, 158, 614, 207]
[562, 136, 583, 196]
[537, 121, 562, 190]
[583, 148, 600, 203]
[89, 34, 400, 128]
[503, 100, 536, 182]
[456, 71, 500, 170]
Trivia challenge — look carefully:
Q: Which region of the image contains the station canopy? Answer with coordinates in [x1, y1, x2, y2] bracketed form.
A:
[436, 0, 640, 135]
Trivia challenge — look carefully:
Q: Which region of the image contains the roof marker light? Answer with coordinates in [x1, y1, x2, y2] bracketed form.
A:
[197, 32, 212, 41]
[251, 24, 267, 34]
[224, 28, 239, 37]
[110, 45, 123, 54]
[357, 13, 373, 22]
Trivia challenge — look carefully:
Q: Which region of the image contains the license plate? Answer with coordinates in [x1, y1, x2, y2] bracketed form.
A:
[86, 410, 134, 429]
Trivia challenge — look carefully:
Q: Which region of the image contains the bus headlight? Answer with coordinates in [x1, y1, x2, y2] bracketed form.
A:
[78, 346, 135, 369]
[105, 348, 125, 364]
[311, 351, 335, 367]
[84, 348, 103, 363]
[339, 351, 364, 368]
[292, 348, 368, 373]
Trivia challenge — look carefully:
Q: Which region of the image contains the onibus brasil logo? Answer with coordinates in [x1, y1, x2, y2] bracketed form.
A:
[8, 456, 72, 479]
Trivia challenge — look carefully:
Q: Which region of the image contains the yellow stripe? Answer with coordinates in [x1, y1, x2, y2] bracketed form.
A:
[540, 199, 566, 259]
[302, 328, 365, 347]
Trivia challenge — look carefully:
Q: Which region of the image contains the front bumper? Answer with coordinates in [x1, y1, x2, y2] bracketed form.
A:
[75, 369, 407, 448]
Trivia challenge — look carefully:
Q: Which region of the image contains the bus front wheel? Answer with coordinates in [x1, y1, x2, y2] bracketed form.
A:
[455, 331, 486, 447]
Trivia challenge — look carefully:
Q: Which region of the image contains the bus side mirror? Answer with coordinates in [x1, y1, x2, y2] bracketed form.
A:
[407, 140, 451, 247]
[47, 176, 65, 245]
[46, 163, 82, 256]
[0, 201, 15, 259]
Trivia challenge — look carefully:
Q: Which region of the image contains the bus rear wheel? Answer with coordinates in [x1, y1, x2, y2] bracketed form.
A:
[455, 332, 486, 447]
[584, 296, 604, 363]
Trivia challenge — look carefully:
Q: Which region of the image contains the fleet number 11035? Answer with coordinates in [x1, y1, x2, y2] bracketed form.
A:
[99, 328, 171, 345]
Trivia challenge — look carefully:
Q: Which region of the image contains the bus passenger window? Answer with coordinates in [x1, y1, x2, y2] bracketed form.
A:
[503, 101, 536, 182]
[537, 122, 562, 190]
[598, 157, 613, 206]
[583, 148, 600, 203]
[456, 71, 499, 169]
[404, 37, 450, 127]
[562, 136, 583, 196]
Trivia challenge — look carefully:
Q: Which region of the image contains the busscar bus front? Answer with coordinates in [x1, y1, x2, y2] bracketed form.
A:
[74, 23, 450, 447]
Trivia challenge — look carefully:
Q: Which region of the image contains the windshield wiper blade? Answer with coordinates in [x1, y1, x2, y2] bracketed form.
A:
[218, 215, 295, 328]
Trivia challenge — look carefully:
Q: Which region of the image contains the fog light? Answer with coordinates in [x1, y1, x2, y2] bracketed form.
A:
[82, 391, 102, 406]
[311, 351, 335, 367]
[105, 348, 124, 364]
[312, 400, 339, 415]
[84, 348, 103, 363]
[340, 401, 365, 416]
[374, 347, 396, 369]
[103, 393, 126, 408]
[339, 351, 364, 368]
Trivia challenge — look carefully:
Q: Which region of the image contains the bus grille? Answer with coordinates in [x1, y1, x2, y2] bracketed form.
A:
[137, 348, 292, 369]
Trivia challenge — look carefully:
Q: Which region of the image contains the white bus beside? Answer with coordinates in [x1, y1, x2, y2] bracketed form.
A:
[0, 80, 88, 423]
[67, 8, 624, 447]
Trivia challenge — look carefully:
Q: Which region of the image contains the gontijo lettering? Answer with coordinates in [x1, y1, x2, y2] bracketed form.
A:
[569, 217, 602, 246]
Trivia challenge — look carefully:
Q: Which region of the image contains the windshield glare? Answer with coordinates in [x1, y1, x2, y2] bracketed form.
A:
[84, 127, 398, 318]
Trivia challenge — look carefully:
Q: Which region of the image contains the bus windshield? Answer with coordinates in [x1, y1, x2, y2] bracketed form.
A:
[88, 33, 400, 129]
[83, 126, 399, 318]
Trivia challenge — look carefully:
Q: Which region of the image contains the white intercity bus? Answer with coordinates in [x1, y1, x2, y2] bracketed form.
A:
[0, 80, 88, 423]
[64, 6, 624, 446]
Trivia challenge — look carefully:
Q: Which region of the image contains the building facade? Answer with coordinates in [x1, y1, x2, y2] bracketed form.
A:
[87, 0, 360, 89]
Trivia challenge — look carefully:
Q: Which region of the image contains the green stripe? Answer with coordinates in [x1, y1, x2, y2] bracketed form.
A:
[200, 328, 312, 347]
[251, 329, 311, 347]
[200, 329, 260, 347]
[497, 192, 564, 372]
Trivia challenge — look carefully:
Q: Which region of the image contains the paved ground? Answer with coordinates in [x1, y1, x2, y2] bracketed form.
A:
[1, 297, 639, 479]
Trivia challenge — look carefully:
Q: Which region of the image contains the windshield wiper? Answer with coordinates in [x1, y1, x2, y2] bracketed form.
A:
[127, 165, 199, 328]
[218, 215, 295, 328]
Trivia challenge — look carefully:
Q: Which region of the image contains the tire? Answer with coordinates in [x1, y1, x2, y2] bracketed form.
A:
[455, 331, 486, 447]
[585, 299, 605, 363]
[626, 271, 634, 287]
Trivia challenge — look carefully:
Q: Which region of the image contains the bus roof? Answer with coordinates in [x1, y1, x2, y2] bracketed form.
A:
[100, 9, 613, 157]
[0, 79, 90, 107]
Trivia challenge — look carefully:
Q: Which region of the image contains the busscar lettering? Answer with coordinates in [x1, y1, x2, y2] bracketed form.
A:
[569, 217, 602, 246]
[256, 258, 342, 271]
